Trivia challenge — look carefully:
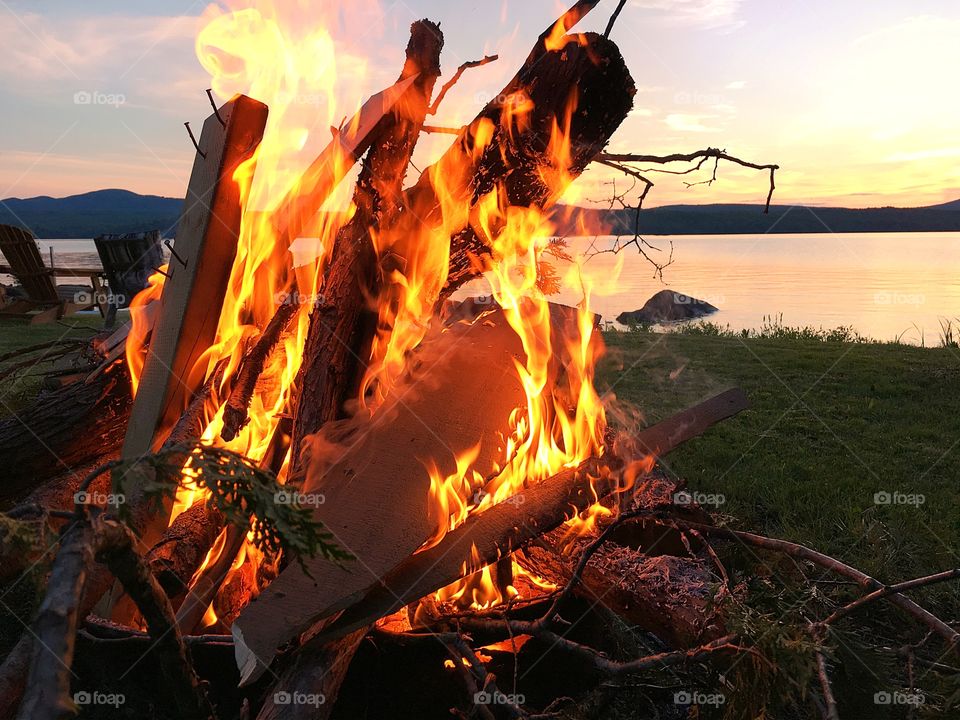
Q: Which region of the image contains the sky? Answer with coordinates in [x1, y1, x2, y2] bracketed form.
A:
[0, 0, 958, 209]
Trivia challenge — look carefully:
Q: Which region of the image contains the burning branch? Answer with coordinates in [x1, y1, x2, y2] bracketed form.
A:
[220, 301, 298, 442]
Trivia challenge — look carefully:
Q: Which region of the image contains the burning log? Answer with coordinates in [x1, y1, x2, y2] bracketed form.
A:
[309, 389, 749, 643]
[147, 498, 225, 599]
[392, 10, 635, 300]
[289, 18, 444, 458]
[176, 524, 247, 634]
[110, 94, 267, 622]
[220, 301, 298, 442]
[520, 525, 726, 648]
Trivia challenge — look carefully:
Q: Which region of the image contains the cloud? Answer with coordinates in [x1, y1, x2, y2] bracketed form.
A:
[629, 0, 744, 29]
[884, 147, 960, 164]
[0, 10, 202, 108]
[664, 113, 722, 133]
[725, 80, 746, 90]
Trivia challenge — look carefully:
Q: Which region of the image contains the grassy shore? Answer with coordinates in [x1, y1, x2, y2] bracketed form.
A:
[599, 327, 960, 716]
[0, 314, 118, 412]
[600, 327, 959, 593]
[1, 317, 958, 715]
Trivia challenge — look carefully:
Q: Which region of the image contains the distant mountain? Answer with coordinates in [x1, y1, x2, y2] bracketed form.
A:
[2, 189, 959, 240]
[552, 199, 960, 236]
[0, 189, 181, 239]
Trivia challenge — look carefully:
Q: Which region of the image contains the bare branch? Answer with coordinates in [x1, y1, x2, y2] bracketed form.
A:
[583, 159, 674, 279]
[603, 0, 628, 38]
[657, 517, 960, 654]
[814, 644, 840, 720]
[598, 148, 780, 212]
[427, 54, 499, 116]
[822, 568, 960, 627]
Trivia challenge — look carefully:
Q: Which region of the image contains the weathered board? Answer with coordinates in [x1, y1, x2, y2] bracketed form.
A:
[122, 94, 267, 465]
[233, 309, 530, 684]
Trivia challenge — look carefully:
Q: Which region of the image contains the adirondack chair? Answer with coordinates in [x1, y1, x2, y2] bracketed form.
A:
[0, 224, 106, 323]
[94, 230, 164, 327]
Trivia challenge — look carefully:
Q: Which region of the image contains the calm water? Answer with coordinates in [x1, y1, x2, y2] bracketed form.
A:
[546, 232, 960, 343]
[10, 233, 960, 343]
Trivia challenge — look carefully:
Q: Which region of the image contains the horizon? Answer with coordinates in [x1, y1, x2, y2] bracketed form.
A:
[2, 186, 959, 212]
[1, 1, 959, 211]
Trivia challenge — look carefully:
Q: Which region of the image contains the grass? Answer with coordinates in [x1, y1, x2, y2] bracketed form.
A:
[1, 315, 958, 715]
[0, 314, 119, 413]
[599, 326, 960, 717]
[600, 326, 960, 600]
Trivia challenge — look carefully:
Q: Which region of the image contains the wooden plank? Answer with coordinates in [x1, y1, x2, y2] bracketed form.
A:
[233, 309, 530, 684]
[122, 94, 267, 465]
[309, 388, 750, 644]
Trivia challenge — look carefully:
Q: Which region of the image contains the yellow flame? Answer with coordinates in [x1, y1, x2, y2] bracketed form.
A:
[121, 1, 613, 619]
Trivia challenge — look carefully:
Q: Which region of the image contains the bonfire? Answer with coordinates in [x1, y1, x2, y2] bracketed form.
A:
[8, 2, 953, 719]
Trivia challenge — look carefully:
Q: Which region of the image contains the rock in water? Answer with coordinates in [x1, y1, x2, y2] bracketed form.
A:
[617, 289, 718, 325]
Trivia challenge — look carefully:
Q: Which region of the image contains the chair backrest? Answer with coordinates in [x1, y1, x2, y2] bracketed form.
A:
[0, 224, 59, 304]
[94, 230, 164, 308]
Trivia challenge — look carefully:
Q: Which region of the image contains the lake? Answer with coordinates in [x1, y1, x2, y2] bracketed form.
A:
[12, 232, 960, 344]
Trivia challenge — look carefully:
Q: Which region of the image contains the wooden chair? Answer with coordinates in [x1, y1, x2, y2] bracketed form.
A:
[94, 230, 164, 327]
[0, 224, 106, 323]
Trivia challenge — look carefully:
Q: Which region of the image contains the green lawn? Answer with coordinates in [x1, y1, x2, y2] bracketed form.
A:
[0, 314, 118, 413]
[599, 329, 960, 717]
[2, 318, 958, 716]
[600, 329, 960, 603]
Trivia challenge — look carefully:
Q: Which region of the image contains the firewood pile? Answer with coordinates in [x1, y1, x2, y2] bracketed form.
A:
[2, 2, 957, 719]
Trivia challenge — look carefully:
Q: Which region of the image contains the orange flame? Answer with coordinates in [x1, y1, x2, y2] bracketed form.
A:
[122, 1, 616, 621]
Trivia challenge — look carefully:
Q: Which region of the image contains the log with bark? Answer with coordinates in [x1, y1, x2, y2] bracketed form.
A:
[147, 498, 225, 600]
[519, 515, 726, 648]
[400, 16, 636, 300]
[0, 362, 130, 503]
[245, 18, 447, 720]
[289, 18, 444, 460]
